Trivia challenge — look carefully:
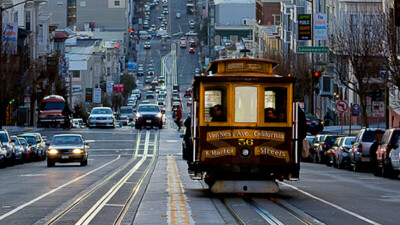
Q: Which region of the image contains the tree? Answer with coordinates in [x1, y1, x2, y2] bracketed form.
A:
[329, 9, 384, 127]
[381, 11, 400, 110]
[120, 73, 137, 99]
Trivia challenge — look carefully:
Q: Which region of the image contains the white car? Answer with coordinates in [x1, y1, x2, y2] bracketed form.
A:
[87, 107, 116, 128]
[186, 31, 198, 36]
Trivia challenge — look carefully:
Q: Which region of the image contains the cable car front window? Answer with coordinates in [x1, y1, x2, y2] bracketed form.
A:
[235, 86, 257, 123]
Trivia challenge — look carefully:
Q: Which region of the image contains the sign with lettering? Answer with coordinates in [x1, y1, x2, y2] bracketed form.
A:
[2, 23, 18, 54]
[206, 129, 285, 142]
[201, 147, 236, 161]
[298, 14, 311, 40]
[255, 146, 289, 162]
[314, 14, 327, 40]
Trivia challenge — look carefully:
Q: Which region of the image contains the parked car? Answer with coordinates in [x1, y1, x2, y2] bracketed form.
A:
[316, 135, 343, 164]
[18, 137, 31, 162]
[327, 137, 343, 166]
[10, 136, 24, 163]
[334, 136, 355, 169]
[310, 134, 325, 162]
[305, 113, 324, 135]
[72, 118, 85, 128]
[19, 133, 46, 161]
[87, 107, 116, 128]
[47, 134, 88, 167]
[389, 138, 400, 178]
[375, 128, 400, 177]
[0, 130, 16, 165]
[350, 128, 386, 171]
[135, 104, 163, 129]
[0, 142, 6, 168]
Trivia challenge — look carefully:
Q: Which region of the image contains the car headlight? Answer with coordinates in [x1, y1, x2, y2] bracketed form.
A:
[72, 149, 84, 154]
[48, 149, 58, 154]
[156, 113, 162, 118]
[136, 113, 141, 118]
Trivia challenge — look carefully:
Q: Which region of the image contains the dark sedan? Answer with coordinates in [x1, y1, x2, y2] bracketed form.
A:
[306, 113, 324, 134]
[135, 104, 163, 129]
[47, 134, 88, 167]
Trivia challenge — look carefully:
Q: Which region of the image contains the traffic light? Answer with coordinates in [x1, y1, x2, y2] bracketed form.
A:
[395, 0, 400, 27]
[313, 71, 321, 79]
[202, 6, 205, 15]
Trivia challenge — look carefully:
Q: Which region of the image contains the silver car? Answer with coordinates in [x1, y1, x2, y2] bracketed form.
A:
[88, 107, 116, 128]
[351, 128, 385, 171]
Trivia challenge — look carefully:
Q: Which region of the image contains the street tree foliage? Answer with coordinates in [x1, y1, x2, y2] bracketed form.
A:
[381, 11, 400, 110]
[329, 9, 384, 127]
[273, 54, 313, 110]
[120, 73, 137, 99]
[27, 52, 67, 125]
[0, 46, 29, 127]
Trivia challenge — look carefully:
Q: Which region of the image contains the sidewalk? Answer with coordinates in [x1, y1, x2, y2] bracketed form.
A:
[322, 121, 387, 135]
[1, 126, 43, 134]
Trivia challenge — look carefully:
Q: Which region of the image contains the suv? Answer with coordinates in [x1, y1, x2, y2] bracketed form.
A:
[0, 130, 16, 165]
[135, 104, 163, 129]
[375, 128, 400, 177]
[351, 128, 385, 171]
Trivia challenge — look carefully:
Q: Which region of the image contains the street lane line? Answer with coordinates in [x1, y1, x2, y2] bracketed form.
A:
[279, 182, 381, 225]
[0, 155, 122, 221]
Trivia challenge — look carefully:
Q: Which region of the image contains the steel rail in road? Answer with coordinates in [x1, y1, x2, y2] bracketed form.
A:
[221, 196, 320, 225]
[44, 130, 157, 225]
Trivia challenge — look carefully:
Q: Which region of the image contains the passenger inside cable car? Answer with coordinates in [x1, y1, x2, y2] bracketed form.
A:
[210, 104, 226, 122]
[264, 87, 287, 123]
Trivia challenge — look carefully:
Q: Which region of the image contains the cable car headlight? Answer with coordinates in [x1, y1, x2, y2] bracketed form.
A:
[239, 146, 252, 159]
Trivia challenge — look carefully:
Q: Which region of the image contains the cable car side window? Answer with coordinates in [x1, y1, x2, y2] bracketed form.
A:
[235, 86, 258, 123]
[264, 87, 287, 123]
[204, 87, 227, 123]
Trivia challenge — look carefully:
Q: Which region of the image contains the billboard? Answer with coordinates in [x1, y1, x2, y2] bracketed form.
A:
[93, 88, 102, 103]
[314, 14, 327, 40]
[298, 14, 311, 40]
[2, 23, 18, 54]
[113, 83, 124, 93]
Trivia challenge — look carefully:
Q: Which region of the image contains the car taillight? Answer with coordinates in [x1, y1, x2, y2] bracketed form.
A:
[322, 144, 326, 149]
[358, 143, 362, 153]
[306, 120, 311, 125]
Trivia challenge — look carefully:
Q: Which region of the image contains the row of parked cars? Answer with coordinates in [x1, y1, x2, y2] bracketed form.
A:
[305, 127, 400, 178]
[0, 130, 47, 168]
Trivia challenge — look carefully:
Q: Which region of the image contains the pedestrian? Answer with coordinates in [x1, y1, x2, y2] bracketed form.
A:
[324, 112, 332, 126]
[62, 101, 73, 129]
[175, 106, 182, 130]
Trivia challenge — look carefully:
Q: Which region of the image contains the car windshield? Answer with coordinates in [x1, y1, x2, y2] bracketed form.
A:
[22, 136, 36, 145]
[325, 136, 340, 144]
[362, 130, 385, 142]
[11, 137, 20, 145]
[138, 105, 160, 112]
[120, 108, 132, 114]
[18, 138, 27, 146]
[0, 133, 8, 142]
[91, 108, 112, 114]
[344, 137, 355, 145]
[305, 113, 318, 120]
[51, 136, 83, 145]
[40, 101, 65, 110]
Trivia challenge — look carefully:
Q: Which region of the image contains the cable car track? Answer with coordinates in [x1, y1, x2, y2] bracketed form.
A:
[221, 196, 322, 225]
[45, 129, 159, 225]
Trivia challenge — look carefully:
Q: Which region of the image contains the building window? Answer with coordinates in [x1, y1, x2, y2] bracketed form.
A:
[115, 1, 120, 6]
[80, 1, 86, 7]
[57, 1, 63, 5]
[13, 12, 18, 23]
[25, 11, 31, 31]
[273, 14, 280, 26]
[38, 24, 43, 43]
[72, 71, 80, 78]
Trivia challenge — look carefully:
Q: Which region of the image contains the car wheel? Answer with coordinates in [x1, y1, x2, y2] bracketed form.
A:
[382, 158, 393, 177]
[47, 161, 55, 167]
[158, 123, 163, 129]
[81, 160, 87, 166]
[135, 124, 141, 129]
[353, 161, 361, 172]
[313, 153, 319, 163]
[337, 160, 343, 169]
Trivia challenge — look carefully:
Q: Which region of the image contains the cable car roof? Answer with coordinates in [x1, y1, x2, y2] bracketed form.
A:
[205, 57, 279, 76]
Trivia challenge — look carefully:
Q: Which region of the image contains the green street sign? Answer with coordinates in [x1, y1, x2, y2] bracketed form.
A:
[297, 46, 329, 53]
